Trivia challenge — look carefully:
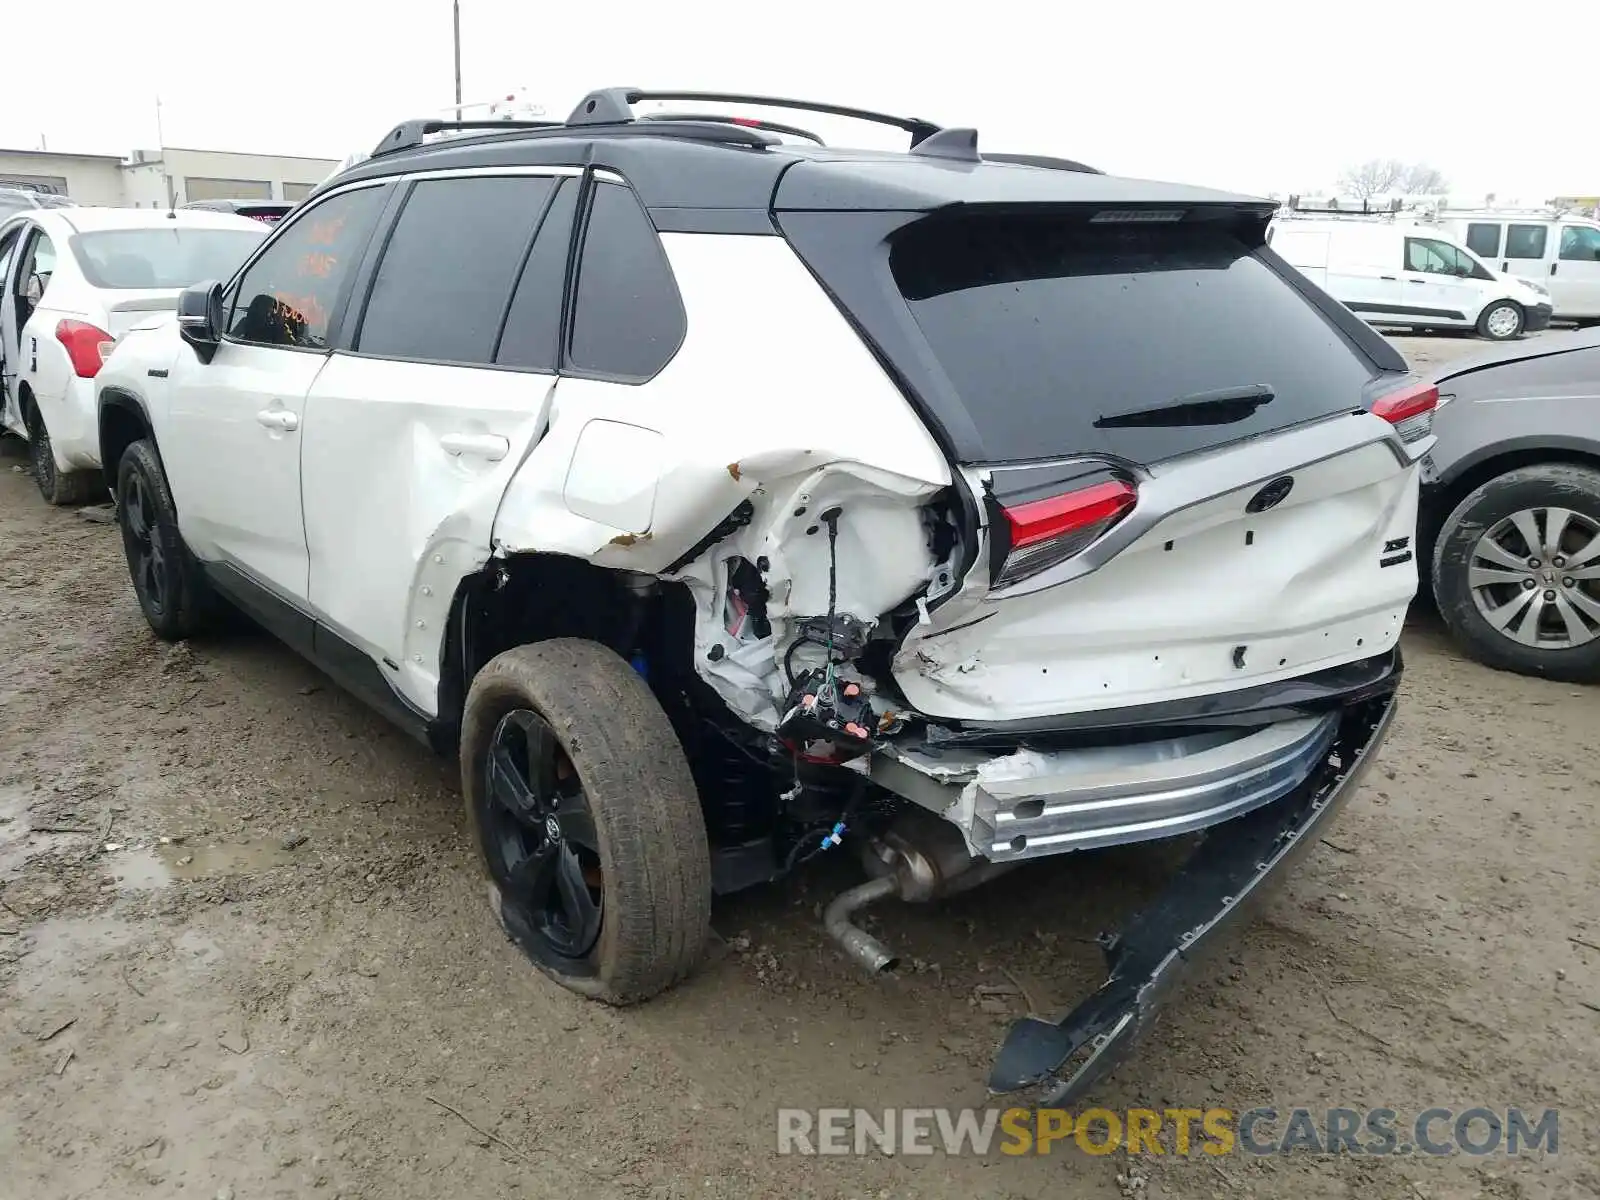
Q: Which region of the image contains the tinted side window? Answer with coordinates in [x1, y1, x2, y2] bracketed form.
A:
[1465, 223, 1502, 258]
[356, 175, 557, 364]
[1559, 226, 1600, 262]
[227, 185, 386, 348]
[1505, 224, 1548, 260]
[567, 181, 686, 381]
[496, 180, 578, 373]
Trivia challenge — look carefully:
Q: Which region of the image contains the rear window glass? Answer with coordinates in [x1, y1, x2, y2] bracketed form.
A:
[890, 214, 1376, 464]
[71, 228, 267, 289]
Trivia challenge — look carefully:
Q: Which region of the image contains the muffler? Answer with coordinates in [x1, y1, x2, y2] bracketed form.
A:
[821, 810, 1020, 974]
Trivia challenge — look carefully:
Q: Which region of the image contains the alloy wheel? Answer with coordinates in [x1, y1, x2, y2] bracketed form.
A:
[1467, 506, 1600, 650]
[484, 708, 605, 967]
[121, 472, 168, 616]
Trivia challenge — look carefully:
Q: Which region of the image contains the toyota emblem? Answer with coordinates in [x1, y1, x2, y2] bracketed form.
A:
[1246, 475, 1295, 513]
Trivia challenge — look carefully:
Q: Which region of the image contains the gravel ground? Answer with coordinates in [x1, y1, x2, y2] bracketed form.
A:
[2, 334, 1596, 1200]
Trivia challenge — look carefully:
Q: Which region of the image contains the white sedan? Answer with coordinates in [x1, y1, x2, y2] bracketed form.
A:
[0, 207, 266, 503]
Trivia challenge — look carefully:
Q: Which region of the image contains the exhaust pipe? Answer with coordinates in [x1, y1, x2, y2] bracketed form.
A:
[822, 810, 1022, 975]
[823, 876, 900, 974]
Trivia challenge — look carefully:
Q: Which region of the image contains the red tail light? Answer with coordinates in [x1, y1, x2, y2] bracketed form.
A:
[1371, 380, 1439, 444]
[56, 320, 115, 379]
[995, 479, 1138, 588]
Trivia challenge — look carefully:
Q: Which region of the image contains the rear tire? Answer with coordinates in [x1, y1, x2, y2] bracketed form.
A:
[24, 404, 102, 505]
[1432, 463, 1600, 682]
[461, 638, 712, 1005]
[115, 439, 219, 641]
[1476, 300, 1524, 341]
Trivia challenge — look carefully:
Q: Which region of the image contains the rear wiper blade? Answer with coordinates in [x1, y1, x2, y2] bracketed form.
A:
[1094, 384, 1274, 429]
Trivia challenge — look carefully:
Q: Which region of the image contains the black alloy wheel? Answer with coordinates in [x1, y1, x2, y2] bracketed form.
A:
[483, 708, 605, 968]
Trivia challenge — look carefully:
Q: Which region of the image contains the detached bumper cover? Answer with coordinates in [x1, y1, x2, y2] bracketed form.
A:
[1525, 303, 1554, 333]
[987, 688, 1399, 1104]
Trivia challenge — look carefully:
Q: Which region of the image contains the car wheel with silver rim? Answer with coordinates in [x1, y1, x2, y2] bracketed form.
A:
[1433, 463, 1600, 681]
[1476, 300, 1524, 342]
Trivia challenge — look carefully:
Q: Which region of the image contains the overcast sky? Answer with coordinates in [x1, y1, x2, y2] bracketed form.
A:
[1, 1, 1590, 201]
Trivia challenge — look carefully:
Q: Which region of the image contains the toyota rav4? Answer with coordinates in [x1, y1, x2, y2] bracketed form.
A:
[95, 88, 1433, 1102]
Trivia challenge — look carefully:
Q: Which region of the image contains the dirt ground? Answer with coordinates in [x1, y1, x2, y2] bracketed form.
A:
[2, 333, 1597, 1200]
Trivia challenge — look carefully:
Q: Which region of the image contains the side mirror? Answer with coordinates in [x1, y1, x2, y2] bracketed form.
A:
[176, 281, 225, 363]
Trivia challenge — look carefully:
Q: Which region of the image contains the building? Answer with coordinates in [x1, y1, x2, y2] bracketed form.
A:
[0, 145, 339, 209]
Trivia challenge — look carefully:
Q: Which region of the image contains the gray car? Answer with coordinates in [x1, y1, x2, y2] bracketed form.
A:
[1420, 328, 1600, 680]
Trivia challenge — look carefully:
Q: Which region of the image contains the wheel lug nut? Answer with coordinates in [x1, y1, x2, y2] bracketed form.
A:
[1528, 558, 1542, 568]
[1564, 577, 1575, 588]
[1544, 589, 1557, 601]
[1523, 578, 1536, 589]
[1554, 556, 1567, 567]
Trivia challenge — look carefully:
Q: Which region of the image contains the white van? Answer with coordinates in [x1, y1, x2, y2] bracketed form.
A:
[1428, 209, 1600, 324]
[1266, 216, 1553, 341]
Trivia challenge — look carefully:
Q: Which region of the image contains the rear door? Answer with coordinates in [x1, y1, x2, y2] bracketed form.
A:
[1502, 222, 1551, 286]
[829, 207, 1422, 721]
[1555, 223, 1600, 318]
[299, 168, 580, 714]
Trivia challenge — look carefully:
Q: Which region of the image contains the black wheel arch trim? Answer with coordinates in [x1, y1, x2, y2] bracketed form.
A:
[1426, 434, 1600, 502]
[97, 386, 155, 490]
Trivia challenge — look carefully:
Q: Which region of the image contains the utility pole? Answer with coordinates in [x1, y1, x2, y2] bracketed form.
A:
[452, 0, 462, 106]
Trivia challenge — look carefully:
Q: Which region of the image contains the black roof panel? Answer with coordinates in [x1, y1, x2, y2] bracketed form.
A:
[324, 124, 1272, 217]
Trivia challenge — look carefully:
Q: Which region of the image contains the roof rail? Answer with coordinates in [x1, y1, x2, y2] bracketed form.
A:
[635, 110, 826, 146]
[1438, 204, 1564, 219]
[566, 88, 945, 146]
[371, 118, 562, 157]
[1285, 196, 1404, 215]
[368, 115, 778, 159]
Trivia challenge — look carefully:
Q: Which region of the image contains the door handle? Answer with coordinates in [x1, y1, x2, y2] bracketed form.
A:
[256, 409, 299, 432]
[1380, 275, 1397, 281]
[440, 432, 509, 461]
[1551, 263, 1559, 276]
[1407, 279, 1427, 285]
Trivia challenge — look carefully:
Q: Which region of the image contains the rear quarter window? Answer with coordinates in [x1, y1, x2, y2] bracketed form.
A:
[565, 181, 686, 382]
[890, 213, 1378, 464]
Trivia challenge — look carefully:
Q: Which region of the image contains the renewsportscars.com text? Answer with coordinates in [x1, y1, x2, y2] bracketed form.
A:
[776, 1106, 1560, 1158]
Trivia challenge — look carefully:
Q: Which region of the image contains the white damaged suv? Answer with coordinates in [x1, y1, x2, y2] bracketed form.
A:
[95, 88, 1433, 1102]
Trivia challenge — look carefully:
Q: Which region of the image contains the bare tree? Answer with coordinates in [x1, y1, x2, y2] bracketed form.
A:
[1397, 163, 1448, 195]
[1338, 159, 1449, 202]
[1339, 159, 1404, 202]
